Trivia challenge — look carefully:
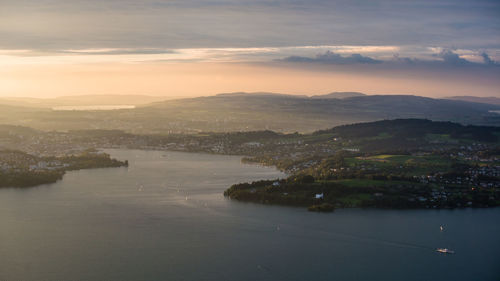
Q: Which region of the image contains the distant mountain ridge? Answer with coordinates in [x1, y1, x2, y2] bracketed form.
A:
[143, 92, 500, 132]
[311, 92, 366, 99]
[215, 91, 366, 99]
[0, 95, 171, 108]
[445, 96, 500, 105]
[0, 92, 499, 133]
[214, 92, 307, 98]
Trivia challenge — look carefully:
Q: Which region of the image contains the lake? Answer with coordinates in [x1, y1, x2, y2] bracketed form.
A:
[0, 149, 499, 281]
[52, 105, 136, 111]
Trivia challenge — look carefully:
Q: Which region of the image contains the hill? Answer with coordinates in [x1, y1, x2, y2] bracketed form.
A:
[315, 118, 500, 151]
[310, 92, 366, 99]
[0, 92, 499, 133]
[142, 93, 500, 132]
[445, 96, 500, 105]
[0, 95, 170, 108]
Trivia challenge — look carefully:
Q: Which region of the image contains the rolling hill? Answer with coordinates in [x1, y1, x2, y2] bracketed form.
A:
[310, 92, 366, 99]
[0, 92, 498, 133]
[0, 95, 170, 108]
[445, 96, 500, 105]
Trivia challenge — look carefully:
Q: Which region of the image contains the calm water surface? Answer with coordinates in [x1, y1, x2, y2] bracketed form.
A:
[0, 149, 499, 281]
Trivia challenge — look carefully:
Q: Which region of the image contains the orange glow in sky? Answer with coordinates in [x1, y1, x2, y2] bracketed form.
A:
[1, 59, 499, 98]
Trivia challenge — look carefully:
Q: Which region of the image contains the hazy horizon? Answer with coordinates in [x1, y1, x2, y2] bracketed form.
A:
[2, 91, 500, 101]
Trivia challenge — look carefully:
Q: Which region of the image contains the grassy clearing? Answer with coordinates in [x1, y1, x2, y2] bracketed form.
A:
[345, 154, 453, 176]
[426, 134, 452, 141]
[330, 179, 414, 188]
[355, 154, 449, 165]
[338, 193, 372, 206]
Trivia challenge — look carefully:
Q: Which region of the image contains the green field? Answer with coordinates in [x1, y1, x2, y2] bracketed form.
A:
[345, 154, 452, 176]
[330, 178, 410, 187]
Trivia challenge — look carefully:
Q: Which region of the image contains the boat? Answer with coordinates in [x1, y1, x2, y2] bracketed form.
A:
[436, 248, 455, 254]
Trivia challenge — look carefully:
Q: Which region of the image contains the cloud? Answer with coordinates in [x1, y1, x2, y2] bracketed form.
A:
[282, 51, 382, 64]
[424, 50, 500, 67]
[436, 49, 472, 65]
[277, 49, 500, 69]
[2, 45, 499, 70]
[481, 52, 497, 65]
[1, 0, 499, 52]
[61, 48, 176, 55]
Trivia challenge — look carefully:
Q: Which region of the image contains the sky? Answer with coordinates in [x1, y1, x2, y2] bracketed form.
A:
[1, 0, 499, 98]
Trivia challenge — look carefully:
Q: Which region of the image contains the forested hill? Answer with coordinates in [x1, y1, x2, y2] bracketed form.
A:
[317, 119, 500, 142]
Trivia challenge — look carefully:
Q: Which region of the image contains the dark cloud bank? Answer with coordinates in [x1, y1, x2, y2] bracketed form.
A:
[281, 50, 499, 67]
